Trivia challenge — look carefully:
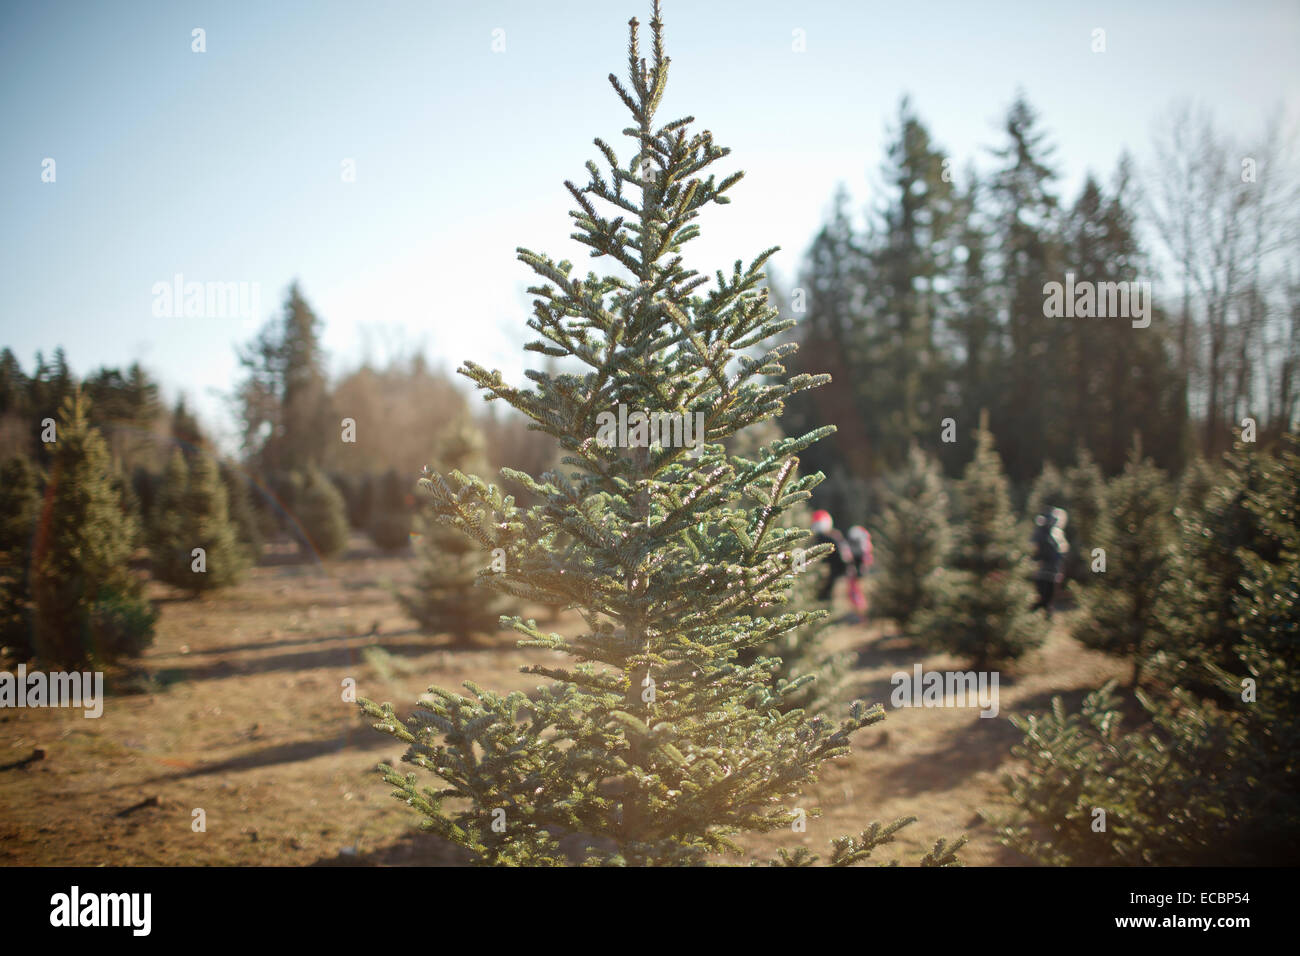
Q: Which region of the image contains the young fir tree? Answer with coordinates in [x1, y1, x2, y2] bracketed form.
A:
[362, 3, 963, 867]
[290, 465, 350, 559]
[0, 454, 41, 656]
[872, 444, 950, 631]
[998, 433, 1300, 866]
[1061, 444, 1107, 582]
[151, 452, 248, 595]
[368, 467, 414, 552]
[30, 391, 156, 665]
[1025, 461, 1066, 521]
[1072, 439, 1176, 689]
[219, 460, 264, 564]
[400, 418, 511, 642]
[915, 424, 1040, 668]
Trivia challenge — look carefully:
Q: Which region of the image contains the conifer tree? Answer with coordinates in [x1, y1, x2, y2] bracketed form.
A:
[915, 425, 1040, 668]
[1072, 440, 1176, 688]
[361, 3, 963, 867]
[1062, 445, 1108, 582]
[400, 418, 511, 642]
[0, 453, 41, 656]
[290, 465, 350, 559]
[151, 452, 248, 594]
[368, 467, 414, 552]
[150, 450, 193, 586]
[30, 391, 155, 665]
[872, 444, 950, 630]
[1025, 461, 1066, 520]
[220, 461, 264, 564]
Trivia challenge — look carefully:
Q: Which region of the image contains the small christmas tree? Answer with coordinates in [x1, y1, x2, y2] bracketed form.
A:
[151, 451, 248, 595]
[368, 467, 414, 552]
[872, 444, 951, 631]
[361, 3, 962, 866]
[0, 453, 41, 657]
[290, 465, 350, 559]
[1025, 461, 1067, 520]
[30, 391, 156, 665]
[399, 418, 511, 642]
[219, 460, 264, 564]
[915, 424, 1040, 669]
[1061, 445, 1107, 582]
[1072, 439, 1176, 688]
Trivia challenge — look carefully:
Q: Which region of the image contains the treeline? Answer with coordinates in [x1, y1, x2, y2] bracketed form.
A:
[0, 283, 555, 666]
[777, 95, 1299, 521]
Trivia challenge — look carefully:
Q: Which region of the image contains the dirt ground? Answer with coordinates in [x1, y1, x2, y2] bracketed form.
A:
[0, 537, 1127, 866]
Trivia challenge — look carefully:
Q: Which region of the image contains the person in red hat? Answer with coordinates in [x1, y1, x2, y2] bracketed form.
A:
[810, 509, 850, 603]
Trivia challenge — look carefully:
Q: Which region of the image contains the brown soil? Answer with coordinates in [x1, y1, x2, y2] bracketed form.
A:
[0, 537, 1126, 866]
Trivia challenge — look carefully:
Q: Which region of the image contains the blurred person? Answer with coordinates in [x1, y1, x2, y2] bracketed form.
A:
[811, 509, 849, 603]
[1030, 507, 1069, 618]
[845, 525, 874, 622]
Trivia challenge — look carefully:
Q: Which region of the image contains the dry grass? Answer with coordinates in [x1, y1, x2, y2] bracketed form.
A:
[0, 537, 1126, 866]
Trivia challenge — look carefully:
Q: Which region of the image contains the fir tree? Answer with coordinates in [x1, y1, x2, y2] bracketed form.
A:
[872, 444, 951, 631]
[150, 450, 193, 587]
[400, 419, 511, 642]
[1061, 445, 1108, 582]
[361, 3, 963, 867]
[368, 467, 414, 552]
[0, 453, 41, 656]
[1072, 440, 1176, 689]
[30, 391, 155, 665]
[220, 461, 264, 564]
[290, 465, 350, 559]
[915, 424, 1040, 668]
[1025, 461, 1066, 520]
[150, 452, 247, 595]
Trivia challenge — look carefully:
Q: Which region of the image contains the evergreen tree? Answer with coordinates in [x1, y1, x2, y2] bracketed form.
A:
[236, 283, 335, 475]
[290, 465, 350, 559]
[1072, 440, 1176, 688]
[988, 95, 1063, 482]
[400, 419, 510, 642]
[1025, 461, 1067, 519]
[220, 461, 264, 564]
[361, 4, 963, 867]
[0, 454, 41, 656]
[1061, 444, 1108, 582]
[150, 450, 193, 587]
[858, 97, 958, 469]
[150, 453, 247, 595]
[30, 391, 155, 665]
[916, 425, 1040, 668]
[369, 467, 414, 552]
[999, 434, 1300, 865]
[872, 444, 951, 630]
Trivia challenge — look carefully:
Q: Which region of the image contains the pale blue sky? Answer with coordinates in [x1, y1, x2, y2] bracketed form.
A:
[2, 0, 1297, 449]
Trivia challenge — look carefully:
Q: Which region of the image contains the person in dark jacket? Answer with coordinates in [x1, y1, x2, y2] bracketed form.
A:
[1030, 507, 1069, 618]
[811, 509, 849, 602]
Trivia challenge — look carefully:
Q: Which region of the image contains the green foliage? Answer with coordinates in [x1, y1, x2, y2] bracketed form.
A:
[150, 451, 248, 594]
[999, 433, 1300, 865]
[400, 420, 510, 641]
[873, 444, 950, 629]
[289, 465, 350, 559]
[1072, 441, 1176, 687]
[362, 4, 958, 866]
[30, 391, 156, 665]
[916, 427, 1040, 667]
[219, 461, 263, 563]
[1061, 445, 1108, 581]
[0, 453, 42, 656]
[368, 468, 414, 552]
